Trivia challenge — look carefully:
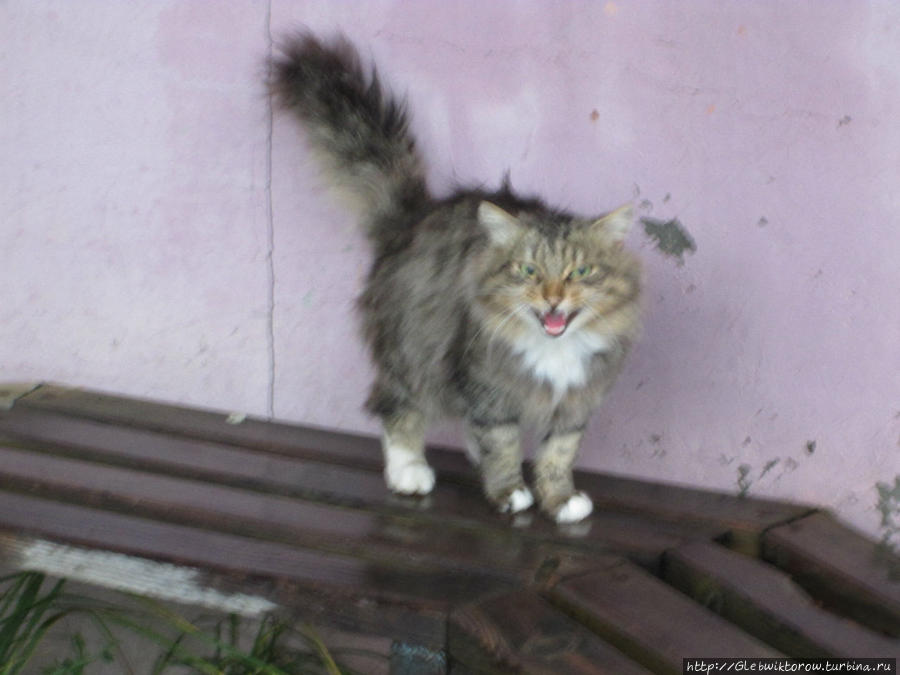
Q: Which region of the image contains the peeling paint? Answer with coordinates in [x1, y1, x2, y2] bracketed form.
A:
[640, 216, 697, 266]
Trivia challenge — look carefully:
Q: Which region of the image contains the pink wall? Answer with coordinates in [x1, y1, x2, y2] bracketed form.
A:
[3, 1, 899, 541]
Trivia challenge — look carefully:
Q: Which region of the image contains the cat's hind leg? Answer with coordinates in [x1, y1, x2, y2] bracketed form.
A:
[466, 421, 533, 514]
[381, 408, 434, 495]
[535, 429, 593, 524]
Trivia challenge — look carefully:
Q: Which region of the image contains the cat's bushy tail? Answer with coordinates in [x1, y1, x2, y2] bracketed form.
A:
[270, 33, 429, 245]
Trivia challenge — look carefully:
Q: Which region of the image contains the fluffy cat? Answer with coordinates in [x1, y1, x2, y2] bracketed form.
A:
[270, 34, 641, 523]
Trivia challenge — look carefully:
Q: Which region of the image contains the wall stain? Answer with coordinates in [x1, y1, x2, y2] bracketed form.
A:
[736, 464, 753, 497]
[759, 458, 780, 479]
[757, 216, 768, 227]
[735, 454, 802, 498]
[649, 433, 665, 458]
[837, 114, 852, 128]
[875, 476, 900, 580]
[640, 216, 697, 266]
[805, 440, 817, 455]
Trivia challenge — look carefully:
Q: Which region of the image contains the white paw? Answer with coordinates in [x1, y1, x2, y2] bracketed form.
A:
[499, 486, 534, 514]
[554, 491, 593, 524]
[385, 461, 435, 495]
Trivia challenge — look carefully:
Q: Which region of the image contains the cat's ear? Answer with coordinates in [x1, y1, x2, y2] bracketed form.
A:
[590, 203, 634, 245]
[478, 201, 522, 246]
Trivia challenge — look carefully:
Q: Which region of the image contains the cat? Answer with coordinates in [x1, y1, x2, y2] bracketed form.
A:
[270, 33, 641, 523]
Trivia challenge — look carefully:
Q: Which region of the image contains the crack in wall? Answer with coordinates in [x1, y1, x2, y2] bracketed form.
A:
[264, 0, 275, 419]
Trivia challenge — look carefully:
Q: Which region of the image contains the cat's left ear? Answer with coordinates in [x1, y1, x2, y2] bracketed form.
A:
[589, 204, 634, 246]
[478, 201, 522, 246]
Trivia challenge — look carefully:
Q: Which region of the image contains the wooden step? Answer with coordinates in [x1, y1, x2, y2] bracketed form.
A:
[547, 558, 782, 675]
[448, 589, 652, 674]
[763, 512, 900, 638]
[664, 541, 899, 658]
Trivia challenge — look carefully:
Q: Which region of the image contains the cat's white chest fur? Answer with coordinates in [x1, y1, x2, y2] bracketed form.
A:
[512, 330, 613, 400]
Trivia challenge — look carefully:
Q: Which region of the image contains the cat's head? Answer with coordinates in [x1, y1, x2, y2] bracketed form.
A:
[473, 200, 641, 344]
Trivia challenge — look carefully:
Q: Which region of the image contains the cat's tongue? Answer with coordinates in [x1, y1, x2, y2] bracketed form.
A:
[542, 311, 568, 337]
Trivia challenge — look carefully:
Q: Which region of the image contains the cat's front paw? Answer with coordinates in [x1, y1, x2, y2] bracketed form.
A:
[553, 491, 593, 524]
[385, 461, 435, 495]
[498, 486, 534, 514]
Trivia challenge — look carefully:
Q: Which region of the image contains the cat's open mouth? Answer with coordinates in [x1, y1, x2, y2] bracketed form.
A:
[537, 309, 579, 337]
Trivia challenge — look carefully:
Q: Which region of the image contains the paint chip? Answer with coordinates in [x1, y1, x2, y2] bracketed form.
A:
[640, 217, 697, 266]
[13, 538, 278, 616]
[226, 412, 247, 425]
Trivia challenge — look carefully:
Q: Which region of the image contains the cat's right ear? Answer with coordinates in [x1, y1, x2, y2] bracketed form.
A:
[478, 201, 521, 246]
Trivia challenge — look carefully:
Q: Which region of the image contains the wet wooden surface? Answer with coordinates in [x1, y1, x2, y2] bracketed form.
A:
[0, 383, 897, 672]
[664, 541, 898, 658]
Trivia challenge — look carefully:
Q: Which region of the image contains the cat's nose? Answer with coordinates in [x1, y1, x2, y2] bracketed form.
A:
[544, 282, 564, 308]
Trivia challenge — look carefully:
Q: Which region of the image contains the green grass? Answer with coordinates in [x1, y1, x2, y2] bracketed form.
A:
[0, 571, 374, 674]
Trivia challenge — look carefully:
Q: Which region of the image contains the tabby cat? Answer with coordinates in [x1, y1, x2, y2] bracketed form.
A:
[271, 34, 641, 523]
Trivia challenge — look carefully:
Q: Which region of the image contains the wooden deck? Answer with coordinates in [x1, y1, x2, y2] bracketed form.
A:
[0, 383, 897, 672]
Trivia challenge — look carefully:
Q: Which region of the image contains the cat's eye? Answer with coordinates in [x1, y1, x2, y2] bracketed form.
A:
[568, 264, 593, 280]
[517, 262, 538, 279]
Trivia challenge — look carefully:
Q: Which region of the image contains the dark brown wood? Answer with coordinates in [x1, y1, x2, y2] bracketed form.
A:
[0, 404, 722, 569]
[0, 490, 496, 646]
[448, 589, 651, 674]
[664, 541, 900, 658]
[12, 385, 808, 549]
[548, 559, 782, 675]
[763, 512, 900, 637]
[572, 472, 813, 556]
[0, 443, 612, 588]
[0, 383, 893, 667]
[12, 383, 400, 472]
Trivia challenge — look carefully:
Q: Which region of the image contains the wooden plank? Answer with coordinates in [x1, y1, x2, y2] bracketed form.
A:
[548, 559, 782, 675]
[572, 471, 813, 555]
[0, 444, 606, 587]
[11, 385, 808, 548]
[0, 382, 40, 411]
[0, 490, 501, 646]
[0, 408, 719, 569]
[763, 512, 900, 637]
[664, 541, 899, 658]
[12, 383, 401, 472]
[448, 589, 651, 675]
